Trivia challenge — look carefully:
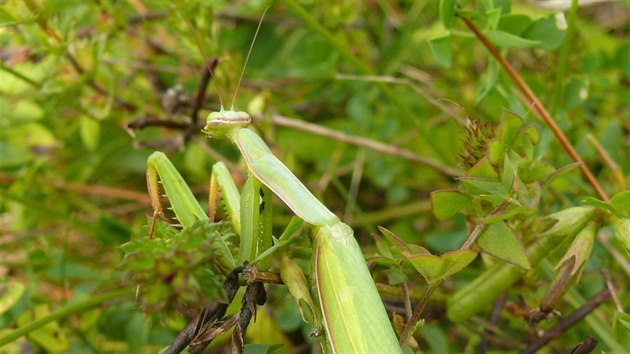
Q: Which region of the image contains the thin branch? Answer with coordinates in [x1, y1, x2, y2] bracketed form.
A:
[399, 283, 438, 347]
[266, 114, 462, 177]
[191, 58, 219, 125]
[476, 292, 508, 354]
[53, 181, 151, 203]
[601, 269, 623, 312]
[520, 288, 611, 354]
[586, 133, 626, 192]
[459, 16, 609, 201]
[0, 62, 41, 88]
[598, 231, 630, 278]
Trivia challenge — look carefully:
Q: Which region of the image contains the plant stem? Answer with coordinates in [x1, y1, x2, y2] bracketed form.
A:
[399, 283, 438, 347]
[459, 16, 609, 202]
[520, 288, 610, 354]
[269, 114, 462, 176]
[462, 224, 487, 250]
[586, 134, 626, 192]
[0, 289, 134, 347]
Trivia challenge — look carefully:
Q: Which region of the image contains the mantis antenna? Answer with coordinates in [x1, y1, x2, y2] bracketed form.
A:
[179, 5, 270, 111]
[230, 6, 270, 110]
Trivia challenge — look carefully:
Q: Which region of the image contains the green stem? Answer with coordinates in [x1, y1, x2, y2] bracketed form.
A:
[0, 63, 41, 88]
[399, 283, 438, 347]
[549, 0, 579, 114]
[0, 289, 134, 346]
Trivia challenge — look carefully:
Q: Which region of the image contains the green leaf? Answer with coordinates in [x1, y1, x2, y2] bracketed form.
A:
[610, 190, 630, 215]
[514, 180, 540, 211]
[501, 154, 516, 189]
[126, 313, 148, 354]
[429, 34, 452, 68]
[0, 8, 19, 26]
[499, 111, 524, 144]
[244, 343, 285, 354]
[79, 116, 100, 151]
[439, 0, 457, 29]
[613, 311, 630, 346]
[610, 216, 630, 253]
[582, 197, 617, 215]
[479, 203, 524, 224]
[486, 30, 540, 48]
[0, 282, 25, 315]
[405, 249, 477, 284]
[498, 14, 533, 35]
[493, 0, 511, 14]
[540, 207, 594, 238]
[459, 177, 510, 199]
[374, 234, 394, 258]
[476, 58, 500, 103]
[522, 13, 567, 50]
[614, 41, 630, 79]
[431, 189, 472, 220]
[377, 226, 412, 254]
[95, 215, 132, 245]
[0, 140, 33, 168]
[488, 139, 506, 165]
[521, 160, 555, 184]
[485, 8, 502, 29]
[477, 221, 530, 269]
[467, 157, 499, 179]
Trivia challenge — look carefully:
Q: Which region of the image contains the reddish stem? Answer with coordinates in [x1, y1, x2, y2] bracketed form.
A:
[460, 16, 609, 201]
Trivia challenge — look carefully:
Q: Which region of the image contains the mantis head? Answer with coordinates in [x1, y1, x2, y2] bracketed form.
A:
[203, 109, 251, 138]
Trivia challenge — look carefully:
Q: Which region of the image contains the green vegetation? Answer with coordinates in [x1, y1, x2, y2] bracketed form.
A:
[1, 0, 628, 353]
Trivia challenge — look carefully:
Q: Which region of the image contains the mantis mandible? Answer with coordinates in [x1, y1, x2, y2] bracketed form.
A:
[145, 6, 401, 353]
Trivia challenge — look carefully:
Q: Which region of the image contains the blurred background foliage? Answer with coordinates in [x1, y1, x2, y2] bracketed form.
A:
[0, 0, 628, 352]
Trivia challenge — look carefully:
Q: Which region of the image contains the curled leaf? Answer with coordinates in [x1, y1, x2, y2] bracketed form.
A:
[404, 249, 478, 284]
[555, 222, 596, 281]
[539, 206, 594, 238]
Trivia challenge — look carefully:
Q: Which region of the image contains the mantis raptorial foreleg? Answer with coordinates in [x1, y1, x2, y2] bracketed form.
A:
[209, 161, 274, 269]
[208, 161, 241, 234]
[146, 152, 236, 270]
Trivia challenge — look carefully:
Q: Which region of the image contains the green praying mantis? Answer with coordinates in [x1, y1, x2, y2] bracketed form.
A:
[144, 7, 402, 353]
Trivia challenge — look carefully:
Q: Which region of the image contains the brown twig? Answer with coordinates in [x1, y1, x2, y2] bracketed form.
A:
[563, 337, 597, 354]
[476, 292, 508, 354]
[520, 288, 611, 354]
[459, 16, 609, 202]
[601, 269, 623, 312]
[53, 181, 151, 203]
[586, 134, 626, 192]
[191, 58, 219, 126]
[266, 114, 462, 177]
[242, 267, 283, 285]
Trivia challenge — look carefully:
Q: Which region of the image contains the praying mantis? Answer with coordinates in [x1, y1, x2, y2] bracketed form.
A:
[144, 6, 402, 353]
